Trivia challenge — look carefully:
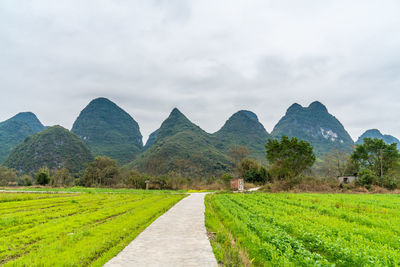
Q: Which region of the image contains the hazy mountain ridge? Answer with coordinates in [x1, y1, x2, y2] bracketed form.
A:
[356, 129, 400, 147]
[4, 126, 93, 173]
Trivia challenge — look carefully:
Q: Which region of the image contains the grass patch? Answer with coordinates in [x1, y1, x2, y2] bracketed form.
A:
[0, 186, 187, 194]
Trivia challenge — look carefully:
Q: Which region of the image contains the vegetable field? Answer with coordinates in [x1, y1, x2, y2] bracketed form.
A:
[206, 193, 400, 266]
[0, 192, 184, 266]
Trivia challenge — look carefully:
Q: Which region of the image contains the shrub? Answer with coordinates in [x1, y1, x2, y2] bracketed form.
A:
[36, 167, 50, 185]
[238, 159, 269, 184]
[17, 175, 33, 186]
[356, 169, 377, 187]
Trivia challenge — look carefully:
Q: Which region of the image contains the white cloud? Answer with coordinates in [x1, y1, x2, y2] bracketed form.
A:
[0, 0, 400, 142]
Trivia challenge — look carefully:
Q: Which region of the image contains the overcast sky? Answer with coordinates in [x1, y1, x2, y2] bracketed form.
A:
[1, 0, 399, 143]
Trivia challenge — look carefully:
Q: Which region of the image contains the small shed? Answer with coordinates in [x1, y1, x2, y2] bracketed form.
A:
[337, 176, 357, 184]
[230, 178, 244, 191]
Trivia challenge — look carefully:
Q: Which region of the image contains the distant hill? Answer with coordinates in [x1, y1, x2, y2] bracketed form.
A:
[0, 112, 45, 163]
[271, 101, 354, 155]
[214, 110, 270, 162]
[356, 129, 400, 147]
[71, 98, 143, 164]
[131, 108, 232, 176]
[4, 126, 93, 174]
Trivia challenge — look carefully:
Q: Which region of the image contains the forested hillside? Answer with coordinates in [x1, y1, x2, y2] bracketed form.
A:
[4, 126, 93, 173]
[71, 98, 143, 164]
[130, 108, 232, 176]
[0, 112, 45, 163]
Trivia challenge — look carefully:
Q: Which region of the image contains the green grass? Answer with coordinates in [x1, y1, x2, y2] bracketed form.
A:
[206, 193, 400, 266]
[0, 186, 187, 194]
[0, 192, 185, 266]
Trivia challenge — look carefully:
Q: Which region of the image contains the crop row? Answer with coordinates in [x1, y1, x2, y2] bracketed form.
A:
[206, 193, 400, 266]
[0, 192, 184, 266]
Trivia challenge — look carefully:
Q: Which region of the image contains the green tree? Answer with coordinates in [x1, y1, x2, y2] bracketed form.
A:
[229, 145, 251, 167]
[82, 156, 120, 187]
[351, 138, 400, 182]
[238, 158, 269, 184]
[52, 168, 73, 186]
[0, 166, 18, 186]
[123, 169, 146, 189]
[36, 167, 50, 185]
[266, 136, 316, 180]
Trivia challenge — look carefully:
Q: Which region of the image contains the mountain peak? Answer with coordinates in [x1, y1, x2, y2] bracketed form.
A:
[272, 101, 354, 155]
[363, 129, 382, 136]
[356, 129, 399, 147]
[90, 97, 113, 104]
[233, 110, 259, 121]
[0, 112, 46, 163]
[144, 108, 203, 149]
[308, 101, 328, 112]
[163, 108, 193, 126]
[10, 111, 37, 120]
[170, 107, 185, 118]
[4, 112, 45, 132]
[286, 103, 303, 114]
[217, 109, 268, 136]
[214, 110, 269, 161]
[71, 97, 143, 163]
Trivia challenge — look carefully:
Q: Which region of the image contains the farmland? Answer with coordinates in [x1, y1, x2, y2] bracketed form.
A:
[0, 192, 184, 266]
[206, 193, 400, 266]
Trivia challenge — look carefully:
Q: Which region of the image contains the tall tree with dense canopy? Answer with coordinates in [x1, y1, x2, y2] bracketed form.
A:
[266, 136, 316, 179]
[351, 137, 400, 178]
[82, 156, 120, 187]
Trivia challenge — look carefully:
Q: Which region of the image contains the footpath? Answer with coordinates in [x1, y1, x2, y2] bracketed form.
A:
[104, 193, 218, 267]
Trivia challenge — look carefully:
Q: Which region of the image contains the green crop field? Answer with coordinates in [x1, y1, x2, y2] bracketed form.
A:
[0, 186, 187, 194]
[0, 192, 184, 266]
[206, 193, 400, 266]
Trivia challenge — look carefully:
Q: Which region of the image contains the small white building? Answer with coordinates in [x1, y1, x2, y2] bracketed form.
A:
[337, 176, 357, 184]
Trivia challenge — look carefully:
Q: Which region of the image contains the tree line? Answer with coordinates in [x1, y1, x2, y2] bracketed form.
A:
[1, 136, 399, 190]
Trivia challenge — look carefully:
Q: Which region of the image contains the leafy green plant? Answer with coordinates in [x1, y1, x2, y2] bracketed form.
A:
[206, 193, 400, 266]
[0, 192, 184, 266]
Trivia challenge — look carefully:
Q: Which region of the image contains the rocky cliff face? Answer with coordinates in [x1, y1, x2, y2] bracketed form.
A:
[271, 101, 354, 155]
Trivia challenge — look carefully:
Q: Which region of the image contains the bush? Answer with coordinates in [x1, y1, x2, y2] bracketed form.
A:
[220, 173, 233, 184]
[0, 166, 18, 186]
[17, 175, 33, 186]
[356, 169, 377, 187]
[122, 169, 146, 189]
[82, 156, 120, 187]
[238, 159, 269, 184]
[381, 170, 400, 189]
[36, 167, 50, 185]
[51, 168, 73, 186]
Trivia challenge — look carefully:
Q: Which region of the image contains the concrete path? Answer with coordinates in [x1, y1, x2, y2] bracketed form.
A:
[104, 193, 218, 267]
